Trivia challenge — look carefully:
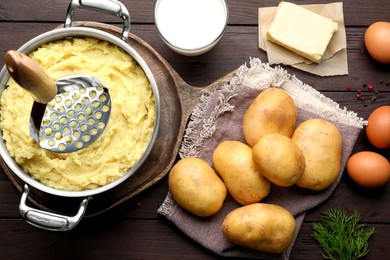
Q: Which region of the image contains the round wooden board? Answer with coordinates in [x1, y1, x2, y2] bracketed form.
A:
[0, 22, 235, 217]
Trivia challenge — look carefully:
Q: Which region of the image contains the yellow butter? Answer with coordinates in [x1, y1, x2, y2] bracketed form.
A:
[266, 1, 338, 63]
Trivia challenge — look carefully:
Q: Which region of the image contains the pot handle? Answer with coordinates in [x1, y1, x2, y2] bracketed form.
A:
[19, 184, 91, 231]
[64, 0, 131, 43]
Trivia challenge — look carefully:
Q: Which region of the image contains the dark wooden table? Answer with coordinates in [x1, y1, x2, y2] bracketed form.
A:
[0, 0, 389, 259]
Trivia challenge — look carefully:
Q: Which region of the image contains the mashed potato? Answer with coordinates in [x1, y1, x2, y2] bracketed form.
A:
[0, 37, 156, 191]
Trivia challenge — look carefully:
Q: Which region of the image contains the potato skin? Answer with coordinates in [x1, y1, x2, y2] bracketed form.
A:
[242, 88, 297, 147]
[168, 157, 227, 217]
[253, 133, 305, 187]
[292, 119, 343, 190]
[222, 203, 296, 253]
[212, 141, 271, 205]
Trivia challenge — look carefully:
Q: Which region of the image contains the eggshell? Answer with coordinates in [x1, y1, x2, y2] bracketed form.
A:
[366, 106, 390, 149]
[347, 151, 390, 188]
[364, 22, 390, 64]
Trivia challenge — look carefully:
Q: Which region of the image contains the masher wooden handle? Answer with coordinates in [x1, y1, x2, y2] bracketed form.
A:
[5, 50, 57, 104]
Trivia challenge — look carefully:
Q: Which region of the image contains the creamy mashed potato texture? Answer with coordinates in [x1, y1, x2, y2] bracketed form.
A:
[0, 37, 156, 191]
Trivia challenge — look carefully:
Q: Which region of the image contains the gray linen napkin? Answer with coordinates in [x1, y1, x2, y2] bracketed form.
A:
[157, 58, 364, 259]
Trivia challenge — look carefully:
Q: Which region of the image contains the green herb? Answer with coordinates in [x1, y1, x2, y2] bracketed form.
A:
[311, 209, 376, 260]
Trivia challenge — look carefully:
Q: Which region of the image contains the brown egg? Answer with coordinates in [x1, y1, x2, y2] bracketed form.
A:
[347, 151, 390, 188]
[366, 106, 390, 149]
[364, 22, 390, 63]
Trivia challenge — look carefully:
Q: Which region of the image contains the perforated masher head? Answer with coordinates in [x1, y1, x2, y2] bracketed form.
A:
[35, 76, 111, 153]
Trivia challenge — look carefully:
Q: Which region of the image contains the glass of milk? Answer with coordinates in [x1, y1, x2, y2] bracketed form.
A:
[154, 0, 229, 56]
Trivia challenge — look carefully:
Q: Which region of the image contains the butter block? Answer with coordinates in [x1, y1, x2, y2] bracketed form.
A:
[266, 1, 338, 63]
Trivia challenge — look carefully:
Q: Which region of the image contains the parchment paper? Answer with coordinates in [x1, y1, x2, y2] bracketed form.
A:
[259, 2, 348, 76]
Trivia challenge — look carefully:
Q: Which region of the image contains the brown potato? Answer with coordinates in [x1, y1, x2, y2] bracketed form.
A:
[253, 133, 305, 187]
[292, 119, 343, 190]
[242, 87, 297, 147]
[212, 141, 271, 205]
[222, 203, 296, 253]
[168, 157, 227, 217]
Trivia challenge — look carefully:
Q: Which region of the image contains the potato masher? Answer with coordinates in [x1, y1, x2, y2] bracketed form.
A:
[5, 50, 111, 153]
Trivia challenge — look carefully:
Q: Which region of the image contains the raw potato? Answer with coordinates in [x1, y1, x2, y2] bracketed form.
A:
[168, 157, 227, 217]
[292, 119, 343, 190]
[253, 133, 305, 187]
[212, 141, 271, 205]
[222, 203, 296, 253]
[242, 87, 298, 147]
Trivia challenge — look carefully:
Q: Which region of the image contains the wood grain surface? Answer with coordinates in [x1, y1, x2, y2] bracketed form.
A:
[0, 0, 389, 259]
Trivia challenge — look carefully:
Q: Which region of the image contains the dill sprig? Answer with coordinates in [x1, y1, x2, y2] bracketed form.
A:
[311, 208, 376, 260]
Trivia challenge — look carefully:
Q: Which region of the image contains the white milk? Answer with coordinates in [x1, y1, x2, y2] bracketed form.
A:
[154, 0, 228, 56]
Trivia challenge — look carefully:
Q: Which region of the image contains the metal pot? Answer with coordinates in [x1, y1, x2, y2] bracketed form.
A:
[0, 0, 160, 231]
